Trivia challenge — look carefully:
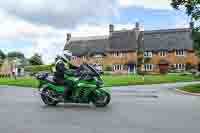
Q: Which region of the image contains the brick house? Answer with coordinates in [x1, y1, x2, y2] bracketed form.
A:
[64, 23, 198, 73]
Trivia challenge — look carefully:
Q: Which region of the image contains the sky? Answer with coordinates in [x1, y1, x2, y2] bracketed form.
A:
[0, 0, 190, 64]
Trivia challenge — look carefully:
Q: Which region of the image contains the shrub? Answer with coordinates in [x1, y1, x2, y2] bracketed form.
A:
[186, 62, 196, 71]
[104, 66, 112, 71]
[0, 74, 11, 78]
[24, 64, 53, 75]
[168, 64, 177, 73]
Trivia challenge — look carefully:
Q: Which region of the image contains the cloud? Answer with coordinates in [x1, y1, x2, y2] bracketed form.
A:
[118, 0, 173, 10]
[0, 9, 66, 64]
[0, 8, 139, 64]
[0, 0, 118, 29]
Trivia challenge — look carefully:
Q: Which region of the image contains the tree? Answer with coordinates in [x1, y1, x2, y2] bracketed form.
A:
[0, 50, 6, 60]
[171, 0, 200, 58]
[7, 51, 25, 59]
[136, 32, 145, 75]
[29, 53, 44, 65]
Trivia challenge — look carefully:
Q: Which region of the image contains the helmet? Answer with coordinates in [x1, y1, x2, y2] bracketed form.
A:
[60, 50, 72, 62]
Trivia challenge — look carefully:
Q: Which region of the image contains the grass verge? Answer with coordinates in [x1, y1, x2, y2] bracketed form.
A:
[0, 73, 199, 88]
[178, 84, 200, 93]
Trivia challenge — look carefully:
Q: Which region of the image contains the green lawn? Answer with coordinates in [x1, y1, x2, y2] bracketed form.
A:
[178, 84, 200, 93]
[0, 73, 199, 88]
[103, 73, 199, 87]
[0, 77, 39, 88]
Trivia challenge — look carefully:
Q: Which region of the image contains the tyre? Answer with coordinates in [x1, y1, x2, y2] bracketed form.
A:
[41, 87, 58, 106]
[92, 92, 111, 107]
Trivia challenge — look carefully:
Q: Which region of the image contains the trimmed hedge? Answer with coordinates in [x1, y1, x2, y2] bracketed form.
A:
[24, 64, 54, 74]
[0, 74, 11, 78]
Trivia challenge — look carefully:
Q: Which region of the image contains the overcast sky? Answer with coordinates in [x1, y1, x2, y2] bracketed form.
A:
[0, 0, 189, 64]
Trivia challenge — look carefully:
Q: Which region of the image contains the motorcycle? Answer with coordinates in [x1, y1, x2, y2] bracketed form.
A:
[35, 64, 111, 107]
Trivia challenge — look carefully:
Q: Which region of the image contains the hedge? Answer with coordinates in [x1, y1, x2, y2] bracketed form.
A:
[0, 74, 11, 78]
[24, 64, 54, 74]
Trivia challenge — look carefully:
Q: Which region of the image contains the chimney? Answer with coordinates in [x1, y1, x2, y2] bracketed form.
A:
[135, 22, 140, 30]
[134, 22, 140, 40]
[109, 24, 114, 33]
[66, 33, 71, 41]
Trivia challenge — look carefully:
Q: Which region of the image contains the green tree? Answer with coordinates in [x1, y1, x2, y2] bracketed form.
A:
[0, 50, 6, 60]
[29, 53, 44, 65]
[171, 0, 200, 58]
[136, 32, 145, 75]
[7, 51, 25, 59]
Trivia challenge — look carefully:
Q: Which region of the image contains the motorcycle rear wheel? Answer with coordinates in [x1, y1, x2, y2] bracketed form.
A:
[92, 92, 111, 107]
[41, 88, 58, 106]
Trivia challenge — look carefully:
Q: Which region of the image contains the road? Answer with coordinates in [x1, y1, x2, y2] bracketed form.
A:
[0, 82, 200, 133]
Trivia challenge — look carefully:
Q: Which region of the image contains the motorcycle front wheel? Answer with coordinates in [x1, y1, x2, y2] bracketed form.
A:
[92, 92, 111, 107]
[41, 87, 58, 106]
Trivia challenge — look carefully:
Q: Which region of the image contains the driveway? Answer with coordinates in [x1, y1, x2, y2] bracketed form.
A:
[0, 82, 200, 133]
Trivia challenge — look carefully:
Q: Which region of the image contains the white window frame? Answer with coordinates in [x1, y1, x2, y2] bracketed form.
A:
[72, 56, 78, 60]
[160, 50, 167, 57]
[113, 64, 124, 71]
[82, 56, 86, 60]
[174, 64, 185, 70]
[121, 52, 127, 57]
[144, 64, 153, 71]
[112, 52, 126, 57]
[93, 54, 103, 58]
[175, 49, 184, 56]
[144, 51, 153, 58]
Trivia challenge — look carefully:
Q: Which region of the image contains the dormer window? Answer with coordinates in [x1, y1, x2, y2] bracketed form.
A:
[93, 54, 103, 58]
[160, 50, 167, 57]
[175, 49, 184, 56]
[144, 51, 152, 58]
[112, 52, 126, 57]
[112, 52, 119, 57]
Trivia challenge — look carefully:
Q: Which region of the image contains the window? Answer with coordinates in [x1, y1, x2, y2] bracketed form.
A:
[82, 56, 86, 60]
[113, 64, 124, 71]
[160, 50, 167, 57]
[112, 52, 127, 57]
[144, 51, 152, 58]
[112, 52, 119, 57]
[175, 49, 184, 56]
[72, 56, 78, 60]
[121, 52, 127, 57]
[93, 54, 103, 58]
[174, 64, 185, 70]
[144, 64, 153, 71]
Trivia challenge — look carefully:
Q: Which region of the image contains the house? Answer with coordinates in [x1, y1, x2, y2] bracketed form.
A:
[0, 58, 25, 76]
[64, 23, 198, 73]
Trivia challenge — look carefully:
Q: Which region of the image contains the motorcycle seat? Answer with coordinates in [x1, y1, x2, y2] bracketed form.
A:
[45, 76, 57, 84]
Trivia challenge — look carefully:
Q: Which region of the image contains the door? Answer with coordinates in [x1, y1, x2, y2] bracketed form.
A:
[128, 64, 136, 73]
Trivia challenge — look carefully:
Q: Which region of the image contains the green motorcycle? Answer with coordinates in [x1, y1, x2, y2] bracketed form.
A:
[36, 64, 111, 107]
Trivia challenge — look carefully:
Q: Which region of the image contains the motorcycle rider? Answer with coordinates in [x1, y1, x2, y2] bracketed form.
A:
[53, 50, 79, 100]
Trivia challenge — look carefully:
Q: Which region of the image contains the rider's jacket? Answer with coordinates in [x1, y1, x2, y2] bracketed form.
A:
[52, 58, 79, 80]
[53, 59, 70, 80]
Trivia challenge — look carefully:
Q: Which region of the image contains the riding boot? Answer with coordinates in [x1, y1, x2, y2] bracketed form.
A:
[64, 86, 70, 100]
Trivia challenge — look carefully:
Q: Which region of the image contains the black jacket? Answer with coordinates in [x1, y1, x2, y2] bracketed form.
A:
[54, 60, 79, 80]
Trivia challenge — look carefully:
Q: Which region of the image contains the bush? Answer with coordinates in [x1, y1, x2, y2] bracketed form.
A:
[24, 64, 53, 75]
[190, 69, 198, 75]
[0, 74, 11, 78]
[169, 64, 176, 72]
[186, 63, 196, 70]
[180, 71, 192, 76]
[104, 66, 112, 71]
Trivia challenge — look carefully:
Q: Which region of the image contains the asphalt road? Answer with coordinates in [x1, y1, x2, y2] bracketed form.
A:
[1, 82, 200, 133]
